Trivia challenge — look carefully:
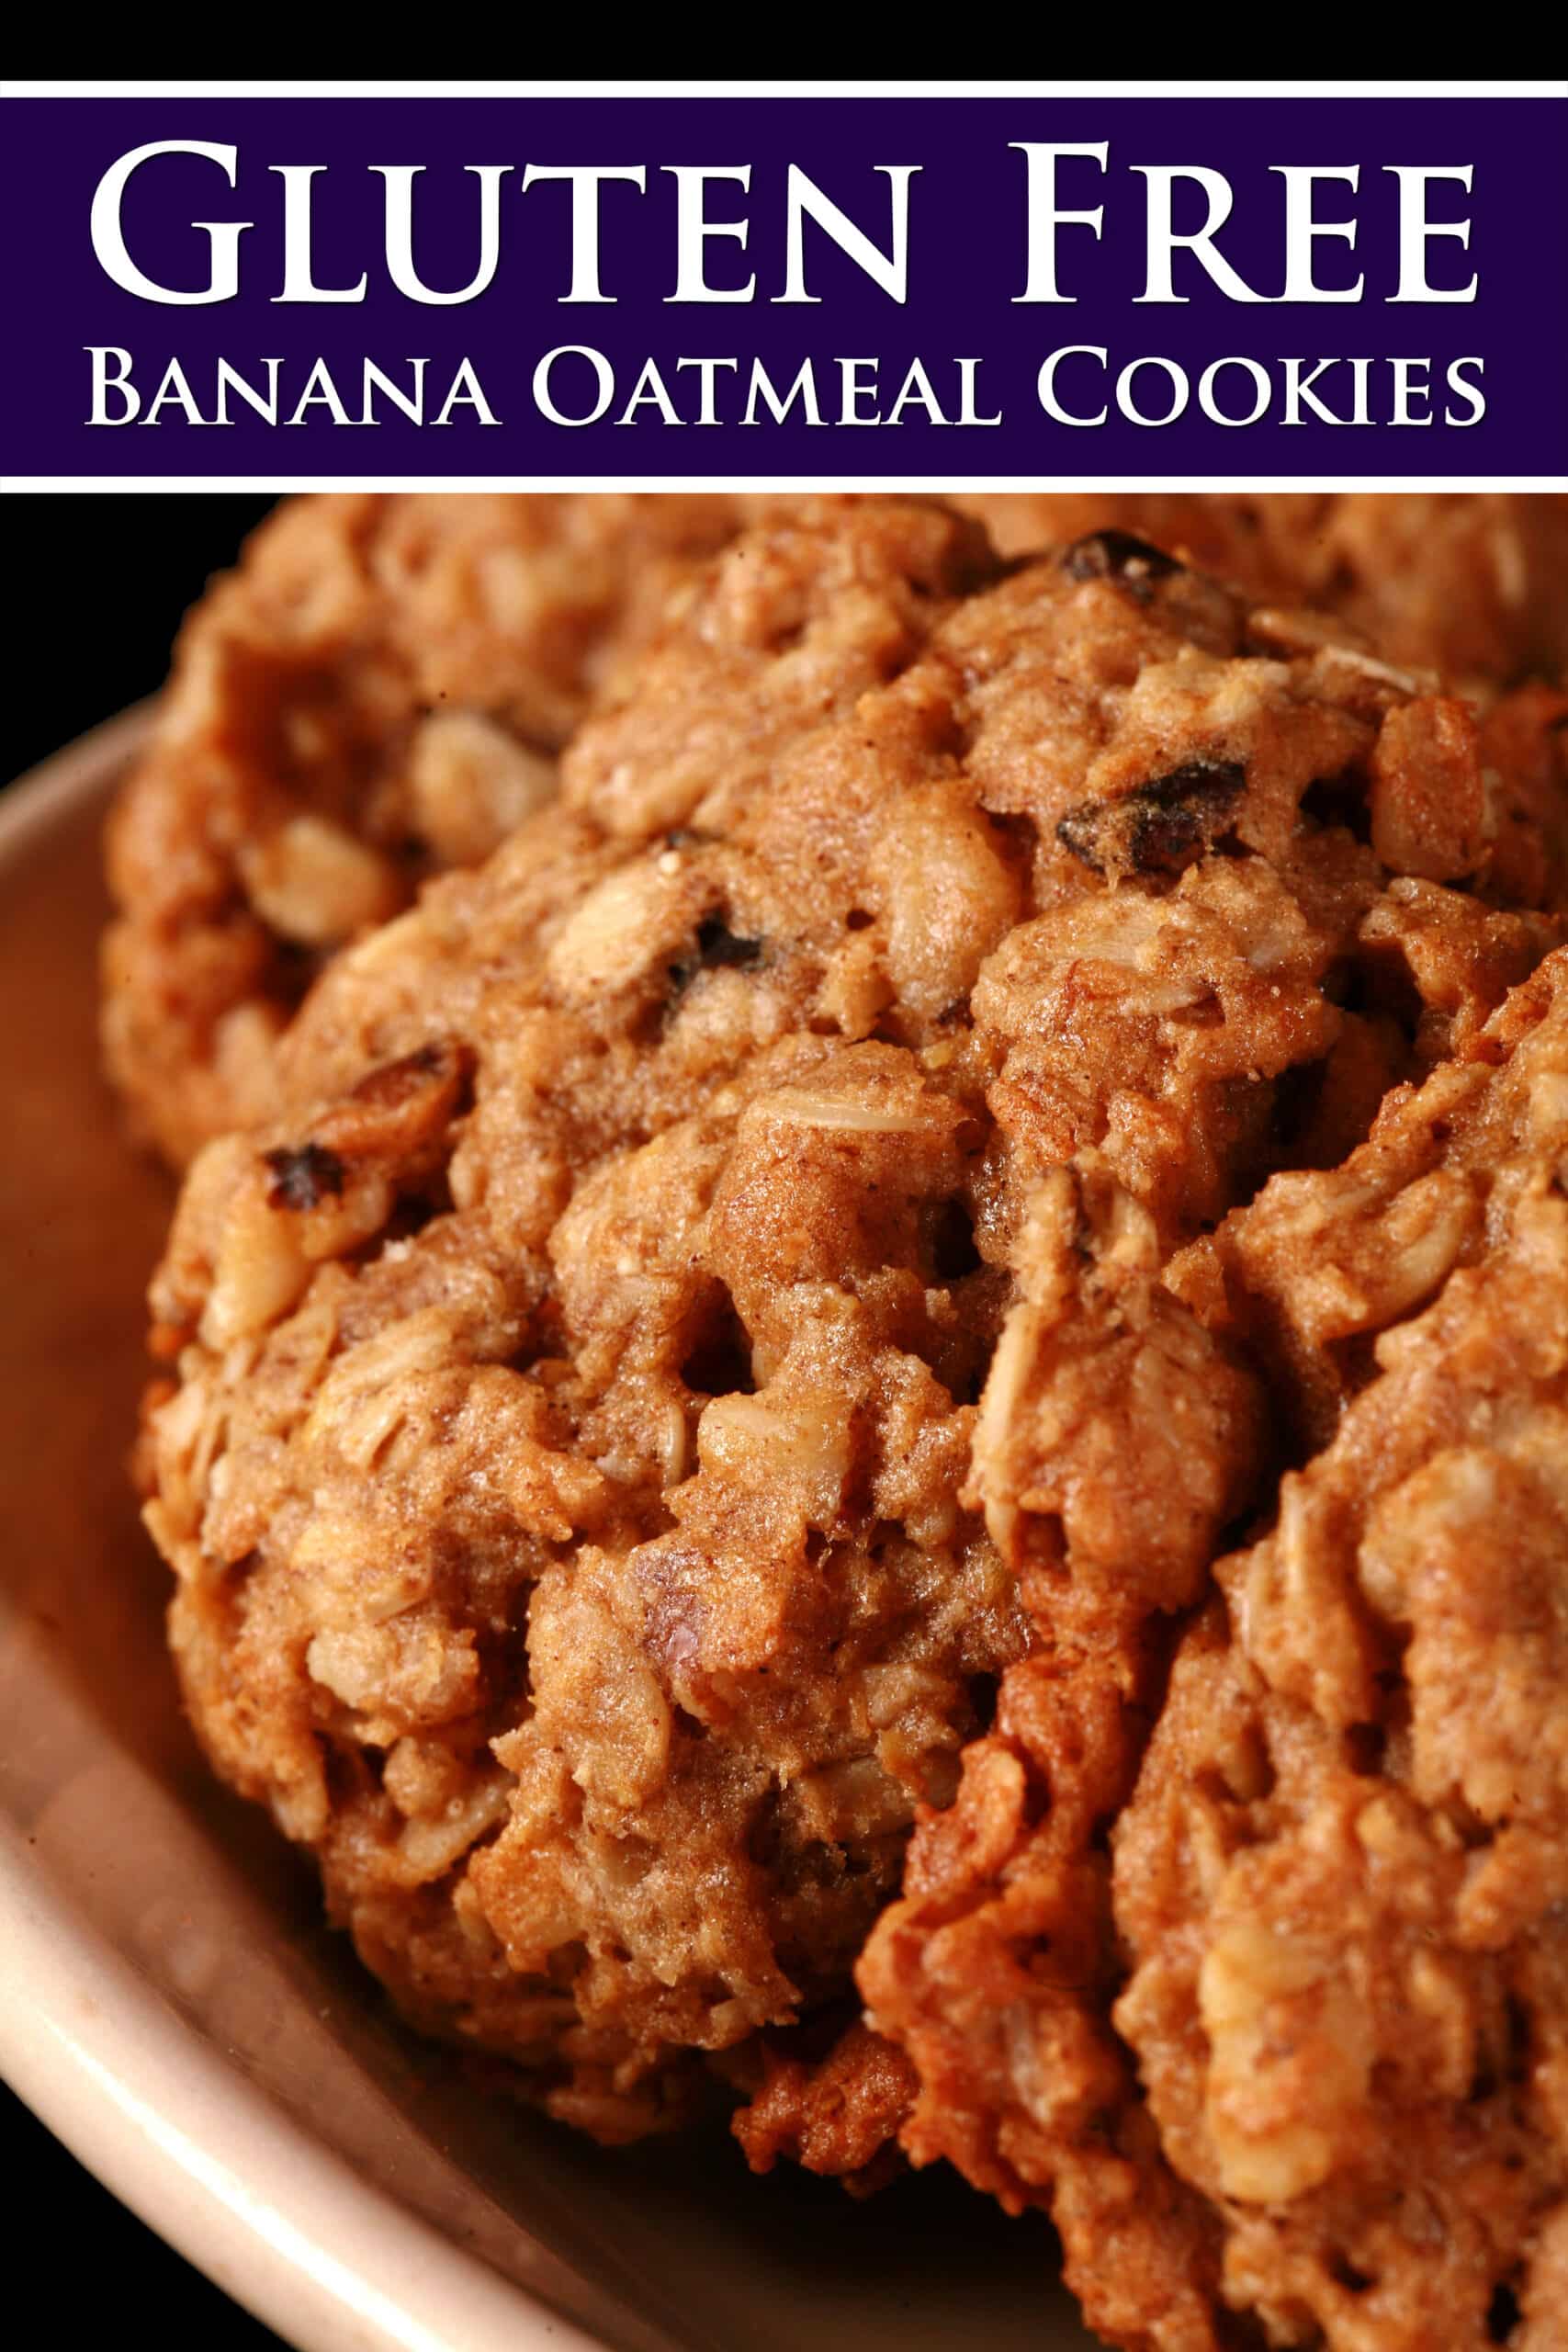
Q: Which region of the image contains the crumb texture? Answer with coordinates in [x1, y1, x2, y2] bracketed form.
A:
[103, 492, 1568, 1167]
[104, 492, 747, 1163]
[130, 494, 1568, 2345]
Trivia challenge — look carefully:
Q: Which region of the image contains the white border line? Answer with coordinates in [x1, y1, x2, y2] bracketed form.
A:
[4, 81, 1564, 100]
[7, 477, 1567, 495]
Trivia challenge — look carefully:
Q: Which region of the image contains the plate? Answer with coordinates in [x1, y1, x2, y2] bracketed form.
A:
[0, 717, 1091, 2352]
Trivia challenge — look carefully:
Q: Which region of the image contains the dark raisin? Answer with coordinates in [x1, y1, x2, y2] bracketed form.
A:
[1056, 759, 1247, 876]
[695, 914, 762, 968]
[1062, 528, 1182, 600]
[1060, 813, 1123, 872]
[263, 1141, 345, 1211]
[668, 911, 763, 994]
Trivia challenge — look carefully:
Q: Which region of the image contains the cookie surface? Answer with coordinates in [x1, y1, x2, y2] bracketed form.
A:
[965, 490, 1568, 688]
[138, 498, 1567, 2208]
[103, 491, 1568, 1170]
[103, 491, 747, 1164]
[1113, 965, 1568, 2352]
[858, 960, 1568, 2352]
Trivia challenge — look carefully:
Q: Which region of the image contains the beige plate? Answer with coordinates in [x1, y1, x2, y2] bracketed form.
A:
[0, 716, 1096, 2352]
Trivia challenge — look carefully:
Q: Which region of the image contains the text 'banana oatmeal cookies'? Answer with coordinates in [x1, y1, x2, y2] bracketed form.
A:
[131, 499, 1568, 2351]
[101, 490, 1568, 1170]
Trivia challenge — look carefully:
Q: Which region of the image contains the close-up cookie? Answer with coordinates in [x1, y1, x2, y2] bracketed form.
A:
[966, 492, 1568, 689]
[131, 486, 1568, 2334]
[857, 958, 1567, 2352]
[102, 491, 1568, 1171]
[102, 492, 748, 1164]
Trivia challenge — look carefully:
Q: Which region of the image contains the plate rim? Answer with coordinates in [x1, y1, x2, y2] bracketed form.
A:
[0, 718, 623, 2352]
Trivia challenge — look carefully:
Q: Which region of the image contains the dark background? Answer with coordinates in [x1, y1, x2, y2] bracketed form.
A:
[3, 487, 282, 2333]
[1, 2085, 286, 2345]
[6, 494, 277, 783]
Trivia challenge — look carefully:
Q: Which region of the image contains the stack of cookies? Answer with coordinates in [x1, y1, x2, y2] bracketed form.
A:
[109, 490, 1568, 2352]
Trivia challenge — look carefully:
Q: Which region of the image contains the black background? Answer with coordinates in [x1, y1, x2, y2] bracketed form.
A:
[4, 487, 284, 2337]
[1, 2084, 286, 2346]
[6, 494, 277, 784]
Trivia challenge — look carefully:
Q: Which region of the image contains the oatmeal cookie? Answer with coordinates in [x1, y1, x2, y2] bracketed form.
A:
[104, 492, 1567, 1170]
[1111, 958, 1568, 2352]
[103, 492, 746, 1164]
[965, 492, 1568, 690]
[859, 959, 1567, 2351]
[138, 500, 1565, 2163]
[1174, 935, 1568, 1445]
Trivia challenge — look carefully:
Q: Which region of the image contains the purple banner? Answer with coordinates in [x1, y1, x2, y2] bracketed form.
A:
[4, 91, 1564, 477]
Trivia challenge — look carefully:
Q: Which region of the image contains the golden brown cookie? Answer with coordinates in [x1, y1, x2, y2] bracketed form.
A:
[965, 491, 1568, 689]
[103, 492, 1568, 1171]
[858, 959, 1567, 2352]
[136, 499, 1566, 2191]
[1111, 961, 1568, 2352]
[103, 492, 747, 1165]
